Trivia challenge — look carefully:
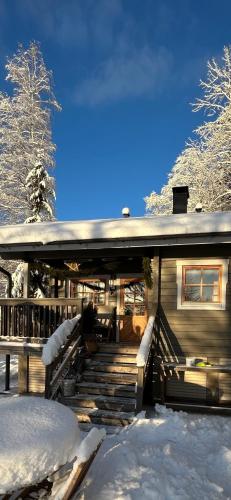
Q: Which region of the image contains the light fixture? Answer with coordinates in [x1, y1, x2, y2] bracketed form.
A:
[64, 261, 80, 272]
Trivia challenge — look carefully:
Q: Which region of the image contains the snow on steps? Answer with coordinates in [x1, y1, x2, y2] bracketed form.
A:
[61, 343, 138, 431]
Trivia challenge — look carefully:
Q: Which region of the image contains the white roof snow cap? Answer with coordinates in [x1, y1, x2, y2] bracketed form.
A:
[0, 211, 231, 247]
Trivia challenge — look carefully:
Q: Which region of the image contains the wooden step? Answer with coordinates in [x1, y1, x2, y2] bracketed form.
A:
[72, 406, 134, 426]
[62, 394, 136, 412]
[83, 370, 137, 385]
[78, 422, 121, 435]
[76, 381, 136, 398]
[88, 361, 138, 374]
[93, 353, 137, 364]
[97, 344, 139, 355]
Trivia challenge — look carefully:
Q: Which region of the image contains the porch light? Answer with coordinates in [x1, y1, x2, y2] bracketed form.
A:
[65, 262, 80, 272]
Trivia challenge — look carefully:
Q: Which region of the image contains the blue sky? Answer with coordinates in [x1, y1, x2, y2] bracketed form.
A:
[0, 0, 231, 220]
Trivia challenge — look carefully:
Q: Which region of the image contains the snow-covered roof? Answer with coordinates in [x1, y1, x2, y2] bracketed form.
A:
[0, 211, 231, 249]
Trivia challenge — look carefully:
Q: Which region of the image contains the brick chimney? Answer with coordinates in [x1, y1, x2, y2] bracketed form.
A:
[172, 186, 189, 214]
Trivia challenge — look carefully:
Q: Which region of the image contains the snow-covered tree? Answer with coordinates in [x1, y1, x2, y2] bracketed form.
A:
[25, 161, 55, 223]
[0, 42, 60, 296]
[0, 41, 60, 224]
[145, 46, 231, 215]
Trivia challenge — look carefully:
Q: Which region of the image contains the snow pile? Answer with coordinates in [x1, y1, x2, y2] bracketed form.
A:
[79, 405, 231, 500]
[42, 314, 81, 365]
[136, 315, 154, 367]
[0, 396, 81, 494]
[0, 354, 18, 393]
[51, 427, 106, 499]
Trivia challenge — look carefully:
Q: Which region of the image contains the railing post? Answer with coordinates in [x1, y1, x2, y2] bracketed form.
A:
[136, 366, 144, 413]
[45, 364, 53, 399]
[5, 354, 10, 391]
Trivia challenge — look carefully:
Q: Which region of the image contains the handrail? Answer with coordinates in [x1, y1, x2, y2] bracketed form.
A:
[136, 315, 156, 413]
[0, 298, 83, 305]
[44, 318, 82, 400]
[50, 335, 81, 389]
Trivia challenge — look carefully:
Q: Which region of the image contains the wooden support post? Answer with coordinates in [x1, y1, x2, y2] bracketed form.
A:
[23, 262, 30, 299]
[18, 355, 29, 393]
[5, 354, 10, 391]
[54, 278, 59, 298]
[147, 255, 160, 317]
[146, 253, 162, 405]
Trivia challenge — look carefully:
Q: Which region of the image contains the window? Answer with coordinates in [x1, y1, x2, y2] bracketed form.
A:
[176, 260, 228, 310]
[71, 279, 106, 306]
[122, 280, 146, 316]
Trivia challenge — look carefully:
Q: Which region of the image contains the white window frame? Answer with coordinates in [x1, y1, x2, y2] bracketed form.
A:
[176, 259, 229, 310]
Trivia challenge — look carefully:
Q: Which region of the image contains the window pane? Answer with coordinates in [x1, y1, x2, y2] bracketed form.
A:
[134, 282, 145, 303]
[185, 269, 201, 284]
[202, 269, 219, 285]
[184, 286, 200, 301]
[124, 292, 134, 303]
[202, 286, 219, 302]
[124, 305, 133, 315]
[134, 305, 146, 316]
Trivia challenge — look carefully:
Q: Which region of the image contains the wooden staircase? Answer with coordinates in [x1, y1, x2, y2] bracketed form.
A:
[61, 343, 139, 433]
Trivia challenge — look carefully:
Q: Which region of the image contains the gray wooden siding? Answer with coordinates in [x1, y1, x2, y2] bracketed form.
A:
[160, 257, 231, 403]
[166, 371, 207, 401]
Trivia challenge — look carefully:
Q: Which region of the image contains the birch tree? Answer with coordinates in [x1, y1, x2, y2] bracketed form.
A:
[0, 41, 60, 224]
[145, 46, 231, 215]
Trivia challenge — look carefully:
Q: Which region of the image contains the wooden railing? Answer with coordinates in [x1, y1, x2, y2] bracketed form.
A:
[0, 298, 83, 340]
[45, 319, 82, 400]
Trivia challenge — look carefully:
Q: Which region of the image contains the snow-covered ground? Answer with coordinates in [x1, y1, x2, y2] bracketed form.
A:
[77, 405, 231, 500]
[0, 354, 18, 394]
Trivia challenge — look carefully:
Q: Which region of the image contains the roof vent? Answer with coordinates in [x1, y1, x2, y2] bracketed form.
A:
[172, 186, 189, 214]
[122, 207, 130, 218]
[195, 203, 203, 213]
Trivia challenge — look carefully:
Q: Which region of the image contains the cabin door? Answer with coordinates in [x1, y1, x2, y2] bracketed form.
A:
[119, 278, 147, 343]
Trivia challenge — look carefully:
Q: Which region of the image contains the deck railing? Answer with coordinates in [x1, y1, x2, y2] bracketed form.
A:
[44, 318, 82, 400]
[0, 298, 83, 340]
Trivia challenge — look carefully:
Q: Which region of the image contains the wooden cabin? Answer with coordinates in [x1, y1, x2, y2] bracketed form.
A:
[1, 187, 231, 414]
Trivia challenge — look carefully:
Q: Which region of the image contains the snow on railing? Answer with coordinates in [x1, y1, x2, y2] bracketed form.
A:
[42, 314, 81, 366]
[136, 315, 155, 368]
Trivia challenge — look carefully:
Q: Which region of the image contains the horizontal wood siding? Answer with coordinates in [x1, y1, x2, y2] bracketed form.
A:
[28, 355, 45, 394]
[160, 257, 231, 403]
[166, 371, 207, 401]
[219, 374, 231, 403]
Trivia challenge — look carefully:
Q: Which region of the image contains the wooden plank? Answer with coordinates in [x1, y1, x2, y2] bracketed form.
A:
[62, 442, 102, 500]
[28, 356, 45, 393]
[18, 355, 28, 393]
